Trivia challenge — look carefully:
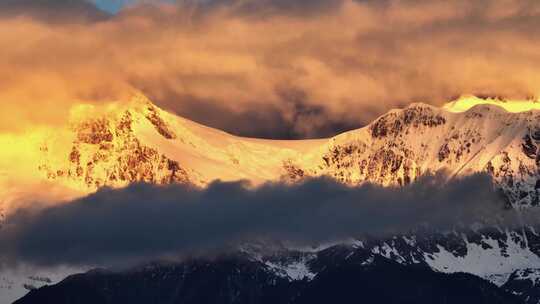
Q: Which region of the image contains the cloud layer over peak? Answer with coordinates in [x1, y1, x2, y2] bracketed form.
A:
[2, 0, 540, 138]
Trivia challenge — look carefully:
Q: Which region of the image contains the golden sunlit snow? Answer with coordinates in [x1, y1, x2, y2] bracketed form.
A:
[444, 95, 540, 113]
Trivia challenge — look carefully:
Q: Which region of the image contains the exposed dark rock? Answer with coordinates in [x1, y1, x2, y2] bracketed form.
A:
[282, 160, 305, 182]
[76, 119, 114, 145]
[438, 143, 450, 162]
[503, 269, 540, 304]
[145, 105, 177, 140]
[41, 113, 191, 189]
[370, 105, 446, 139]
[522, 134, 537, 159]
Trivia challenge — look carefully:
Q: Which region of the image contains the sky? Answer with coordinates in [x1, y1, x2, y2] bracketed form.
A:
[2, 0, 540, 139]
[92, 0, 131, 12]
[92, 0, 174, 13]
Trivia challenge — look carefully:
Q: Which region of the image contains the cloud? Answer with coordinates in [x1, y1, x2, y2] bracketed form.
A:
[0, 172, 525, 269]
[3, 0, 540, 137]
[203, 0, 345, 17]
[0, 0, 110, 22]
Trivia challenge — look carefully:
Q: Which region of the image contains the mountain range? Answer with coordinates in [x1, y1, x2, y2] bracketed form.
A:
[5, 93, 540, 303]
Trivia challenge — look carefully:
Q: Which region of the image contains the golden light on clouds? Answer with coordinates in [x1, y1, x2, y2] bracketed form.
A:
[2, 0, 540, 137]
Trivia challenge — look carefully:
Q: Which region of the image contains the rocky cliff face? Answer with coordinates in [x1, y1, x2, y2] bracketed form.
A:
[37, 98, 198, 191]
[285, 103, 540, 208]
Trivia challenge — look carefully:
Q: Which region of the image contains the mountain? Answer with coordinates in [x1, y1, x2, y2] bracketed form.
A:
[503, 268, 540, 304]
[0, 93, 326, 214]
[14, 245, 523, 304]
[4, 93, 540, 211]
[5, 93, 540, 303]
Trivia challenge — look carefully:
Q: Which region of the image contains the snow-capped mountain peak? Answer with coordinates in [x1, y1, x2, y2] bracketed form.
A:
[4, 92, 540, 214]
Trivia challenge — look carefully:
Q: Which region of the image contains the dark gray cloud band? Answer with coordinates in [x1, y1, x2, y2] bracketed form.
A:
[0, 172, 527, 269]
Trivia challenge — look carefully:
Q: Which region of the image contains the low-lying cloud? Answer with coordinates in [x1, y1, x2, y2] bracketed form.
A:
[3, 0, 540, 138]
[0, 173, 526, 269]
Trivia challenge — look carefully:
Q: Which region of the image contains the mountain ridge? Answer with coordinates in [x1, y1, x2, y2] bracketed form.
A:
[5, 93, 540, 303]
[14, 244, 525, 304]
[4, 92, 540, 213]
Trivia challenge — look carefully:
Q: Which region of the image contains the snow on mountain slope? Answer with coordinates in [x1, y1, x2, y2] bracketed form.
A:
[3, 92, 540, 213]
[444, 95, 540, 113]
[0, 93, 326, 215]
[0, 266, 85, 304]
[360, 227, 540, 286]
[289, 101, 540, 208]
[34, 93, 327, 192]
[4, 93, 540, 302]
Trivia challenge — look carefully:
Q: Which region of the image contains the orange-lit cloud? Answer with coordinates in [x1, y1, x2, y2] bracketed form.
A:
[2, 0, 540, 137]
